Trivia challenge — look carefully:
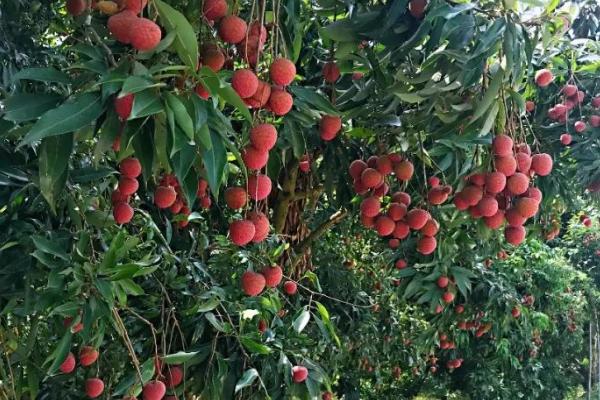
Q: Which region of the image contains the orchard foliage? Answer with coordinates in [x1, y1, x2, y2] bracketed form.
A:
[2, 0, 600, 399]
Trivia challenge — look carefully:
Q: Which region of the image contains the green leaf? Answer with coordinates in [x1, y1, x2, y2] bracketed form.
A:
[45, 330, 72, 374]
[239, 337, 272, 355]
[234, 369, 259, 393]
[202, 130, 226, 197]
[195, 296, 221, 313]
[19, 92, 104, 147]
[113, 358, 155, 396]
[38, 133, 73, 212]
[121, 76, 163, 94]
[3, 93, 62, 123]
[162, 351, 200, 364]
[165, 93, 195, 141]
[12, 67, 70, 84]
[216, 85, 252, 121]
[292, 310, 310, 333]
[393, 92, 425, 103]
[205, 312, 227, 332]
[470, 68, 504, 122]
[155, 0, 199, 70]
[289, 86, 338, 115]
[130, 90, 163, 119]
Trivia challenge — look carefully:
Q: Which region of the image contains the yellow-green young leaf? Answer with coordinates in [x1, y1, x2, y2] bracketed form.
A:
[19, 92, 104, 147]
[38, 133, 74, 212]
[155, 0, 198, 70]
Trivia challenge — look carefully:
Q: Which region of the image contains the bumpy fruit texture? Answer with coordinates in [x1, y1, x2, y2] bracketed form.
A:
[241, 271, 265, 296]
[224, 187, 247, 209]
[232, 69, 259, 98]
[376, 156, 393, 175]
[505, 208, 526, 227]
[373, 181, 389, 197]
[67, 0, 87, 15]
[505, 225, 526, 245]
[268, 89, 293, 115]
[111, 188, 129, 204]
[461, 185, 483, 206]
[531, 153, 553, 176]
[229, 220, 256, 246]
[154, 186, 177, 209]
[247, 174, 272, 200]
[195, 83, 210, 99]
[80, 346, 99, 367]
[119, 157, 142, 178]
[322, 62, 340, 83]
[142, 380, 167, 400]
[407, 209, 430, 230]
[506, 173, 529, 195]
[85, 378, 105, 399]
[393, 221, 410, 239]
[119, 176, 139, 195]
[392, 191, 411, 206]
[516, 197, 539, 219]
[245, 80, 271, 108]
[477, 196, 498, 217]
[515, 152, 531, 173]
[387, 202, 407, 221]
[375, 216, 395, 236]
[247, 211, 269, 242]
[202, 0, 228, 20]
[441, 291, 454, 303]
[408, 0, 427, 18]
[360, 196, 380, 217]
[114, 202, 134, 223]
[202, 47, 225, 72]
[574, 120, 586, 132]
[242, 146, 269, 170]
[534, 69, 553, 87]
[114, 93, 134, 120]
[428, 176, 440, 187]
[320, 115, 342, 141]
[469, 173, 486, 186]
[485, 172, 506, 194]
[427, 186, 450, 205]
[495, 155, 517, 176]
[130, 18, 162, 51]
[420, 218, 439, 236]
[163, 366, 183, 388]
[492, 134, 513, 156]
[484, 210, 505, 229]
[108, 11, 139, 43]
[394, 160, 414, 181]
[417, 236, 437, 255]
[250, 123, 277, 151]
[270, 58, 296, 86]
[218, 15, 247, 44]
[361, 168, 382, 188]
[122, 0, 147, 14]
[59, 352, 76, 374]
[525, 101, 535, 112]
[262, 265, 283, 287]
[283, 280, 297, 295]
[292, 365, 308, 383]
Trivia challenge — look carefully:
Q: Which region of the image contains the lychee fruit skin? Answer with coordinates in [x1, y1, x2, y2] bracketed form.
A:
[428, 176, 440, 187]
[469, 173, 486, 186]
[353, 179, 368, 195]
[268, 89, 293, 116]
[516, 197, 539, 219]
[534, 69, 553, 87]
[574, 120, 586, 132]
[262, 265, 283, 288]
[394, 161, 414, 181]
[202, 47, 226, 72]
[525, 101, 535, 112]
[506, 173, 530, 195]
[292, 365, 308, 383]
[485, 172, 506, 194]
[395, 259, 408, 269]
[119, 176, 139, 196]
[85, 378, 105, 399]
[407, 209, 430, 230]
[320, 115, 342, 141]
[437, 276, 449, 288]
[388, 238, 400, 249]
[197, 178, 208, 196]
[420, 218, 439, 237]
[154, 186, 177, 209]
[111, 188, 129, 205]
[195, 83, 210, 99]
[322, 62, 340, 83]
[242, 146, 269, 170]
[427, 186, 450, 205]
[505, 208, 526, 227]
[322, 392, 333, 400]
[202, 0, 228, 21]
[232, 69, 259, 99]
[283, 281, 298, 295]
[360, 196, 381, 218]
[250, 123, 278, 151]
[241, 271, 266, 296]
[361, 168, 383, 188]
[531, 153, 553, 176]
[142, 380, 167, 400]
[229, 220, 256, 246]
[245, 80, 271, 108]
[409, 0, 427, 18]
[361, 214, 375, 228]
[454, 195, 469, 211]
[461, 185, 483, 206]
[163, 366, 183, 388]
[376, 156, 393, 175]
[349, 160, 367, 180]
[119, 157, 142, 178]
[59, 352, 76, 374]
[67, 0, 88, 15]
[375, 215, 395, 236]
[477, 196, 499, 217]
[442, 291, 455, 303]
[224, 187, 247, 209]
[516, 152, 532, 173]
[417, 236, 437, 255]
[392, 191, 411, 206]
[270, 58, 296, 86]
[505, 225, 526, 245]
[495, 155, 517, 176]
[218, 15, 247, 44]
[79, 346, 99, 367]
[492, 134, 513, 156]
[592, 115, 600, 127]
[247, 174, 272, 200]
[114, 93, 134, 120]
[484, 210, 505, 230]
[393, 221, 410, 239]
[387, 202, 407, 221]
[113, 202, 134, 224]
[129, 18, 162, 51]
[563, 84, 578, 97]
[526, 187, 543, 202]
[169, 198, 183, 214]
[108, 11, 139, 43]
[247, 211, 269, 242]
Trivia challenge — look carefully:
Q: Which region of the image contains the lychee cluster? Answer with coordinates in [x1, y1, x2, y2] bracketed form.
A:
[453, 135, 553, 246]
[106, 4, 162, 52]
[349, 153, 441, 255]
[240, 265, 284, 296]
[153, 174, 207, 228]
[111, 157, 141, 224]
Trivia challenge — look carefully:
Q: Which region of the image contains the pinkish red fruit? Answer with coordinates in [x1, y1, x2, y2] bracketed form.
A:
[241, 271, 266, 296]
[283, 281, 298, 295]
[218, 15, 247, 44]
[247, 174, 272, 200]
[129, 18, 162, 51]
[232, 69, 259, 98]
[250, 123, 277, 151]
[225, 187, 247, 209]
[268, 89, 293, 115]
[113, 202, 134, 224]
[85, 378, 105, 399]
[142, 380, 166, 400]
[270, 58, 296, 86]
[320, 115, 342, 141]
[229, 220, 256, 246]
[247, 211, 269, 242]
[262, 265, 283, 287]
[534, 69, 553, 87]
[531, 153, 553, 176]
[154, 186, 177, 209]
[322, 62, 340, 83]
[202, 0, 228, 20]
[292, 365, 308, 382]
[59, 352, 76, 374]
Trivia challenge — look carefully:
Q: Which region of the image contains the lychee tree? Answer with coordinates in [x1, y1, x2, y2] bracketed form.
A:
[2, 0, 600, 399]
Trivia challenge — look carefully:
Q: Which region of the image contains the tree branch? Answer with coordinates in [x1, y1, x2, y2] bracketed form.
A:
[291, 209, 348, 266]
[272, 159, 299, 233]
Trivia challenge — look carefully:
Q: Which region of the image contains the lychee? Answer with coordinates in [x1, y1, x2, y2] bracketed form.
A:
[247, 211, 269, 242]
[349, 160, 367, 180]
[361, 168, 383, 188]
[361, 214, 375, 228]
[241, 271, 266, 296]
[453, 195, 469, 211]
[461, 185, 483, 206]
[268, 89, 293, 115]
[142, 380, 166, 400]
[114, 93, 134, 120]
[392, 191, 411, 206]
[270, 58, 296, 86]
[511, 306, 521, 318]
[283, 281, 298, 295]
[506, 173, 529, 195]
[85, 378, 105, 399]
[59, 352, 76, 374]
[202, 0, 228, 21]
[495, 155, 517, 176]
[250, 123, 277, 151]
[113, 202, 134, 224]
[119, 157, 141, 178]
[376, 156, 393, 175]
[531, 153, 553, 176]
[505, 225, 526, 245]
[406, 209, 430, 230]
[485, 172, 506, 194]
[516, 152, 531, 173]
[427, 185, 451, 205]
[163, 366, 183, 388]
[515, 197, 539, 219]
[218, 15, 247, 44]
[387, 202, 407, 221]
[373, 182, 390, 198]
[80, 346, 99, 367]
[505, 208, 526, 227]
[441, 291, 455, 303]
[224, 187, 247, 209]
[154, 186, 177, 209]
[322, 62, 340, 83]
[245, 80, 271, 108]
[469, 173, 486, 186]
[437, 276, 449, 288]
[477, 196, 499, 217]
[247, 174, 272, 200]
[320, 115, 342, 141]
[484, 210, 505, 229]
[262, 265, 283, 287]
[353, 179, 368, 195]
[591, 115, 600, 128]
[375, 215, 395, 236]
[169, 198, 183, 214]
[389, 238, 400, 249]
[242, 145, 269, 170]
[129, 18, 162, 51]
[575, 120, 586, 133]
[534, 69, 553, 87]
[409, 0, 427, 18]
[232, 69, 259, 98]
[593, 97, 600, 108]
[122, 0, 147, 14]
[299, 155, 310, 173]
[563, 84, 578, 97]
[229, 220, 256, 246]
[202, 47, 225, 72]
[197, 178, 208, 196]
[394, 160, 414, 181]
[526, 187, 542, 202]
[111, 188, 129, 204]
[119, 176, 139, 195]
[292, 365, 308, 383]
[360, 196, 380, 217]
[67, 0, 87, 16]
[492, 134, 513, 156]
[195, 83, 210, 99]
[393, 221, 410, 239]
[395, 259, 407, 269]
[525, 101, 535, 112]
[420, 218, 439, 236]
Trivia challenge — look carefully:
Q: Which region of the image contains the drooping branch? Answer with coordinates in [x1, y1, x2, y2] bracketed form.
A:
[291, 209, 348, 267]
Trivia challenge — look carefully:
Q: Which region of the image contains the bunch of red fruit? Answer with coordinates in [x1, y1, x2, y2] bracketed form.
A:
[453, 134, 553, 246]
[100, 0, 162, 52]
[240, 265, 298, 297]
[111, 157, 141, 224]
[350, 154, 442, 255]
[153, 174, 208, 228]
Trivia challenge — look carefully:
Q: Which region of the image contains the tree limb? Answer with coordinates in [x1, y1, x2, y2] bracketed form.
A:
[292, 209, 348, 266]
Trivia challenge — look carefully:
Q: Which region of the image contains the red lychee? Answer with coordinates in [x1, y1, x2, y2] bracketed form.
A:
[80, 346, 99, 367]
[563, 84, 577, 97]
[244, 80, 272, 108]
[250, 123, 277, 151]
[477, 196, 499, 217]
[505, 208, 526, 227]
[114, 93, 134, 120]
[360, 196, 380, 217]
[492, 134, 513, 157]
[461, 185, 483, 206]
[469, 173, 486, 186]
[154, 186, 177, 209]
[268, 89, 293, 115]
[353, 179, 368, 195]
[202, 47, 225, 72]
[232, 69, 259, 98]
[119, 176, 139, 196]
[129, 18, 162, 51]
[387, 202, 407, 221]
[361, 168, 383, 188]
[262, 265, 283, 287]
[111, 188, 129, 205]
[375, 215, 395, 236]
[453, 195, 469, 211]
[122, 0, 147, 13]
[349, 160, 367, 180]
[67, 0, 87, 16]
[119, 157, 141, 178]
[525, 101, 535, 112]
[393, 221, 410, 239]
[495, 155, 517, 176]
[442, 291, 455, 303]
[534, 69, 553, 87]
[406, 208, 430, 230]
[484, 210, 505, 229]
[515, 197, 539, 219]
[394, 160, 414, 181]
[389, 238, 400, 249]
[376, 156, 393, 175]
[163, 366, 183, 388]
[196, 178, 208, 196]
[591, 115, 600, 128]
[113, 202, 134, 224]
[531, 153, 553, 176]
[516, 152, 531, 173]
[170, 198, 183, 214]
[270, 58, 296, 86]
[526, 187, 542, 202]
[427, 185, 451, 205]
[485, 172, 506, 194]
[195, 83, 210, 99]
[241, 271, 266, 296]
[218, 15, 247, 44]
[108, 11, 139, 43]
[392, 191, 411, 206]
[322, 62, 340, 83]
[283, 280, 298, 295]
[292, 365, 308, 382]
[511, 306, 521, 318]
[59, 352, 76, 374]
[437, 276, 449, 288]
[320, 115, 342, 141]
[505, 225, 526, 245]
[361, 214, 375, 228]
[409, 0, 427, 18]
[142, 380, 166, 400]
[202, 0, 228, 21]
[420, 218, 439, 237]
[229, 220, 256, 246]
[85, 378, 105, 399]
[247, 174, 272, 200]
[506, 173, 529, 195]
[247, 211, 269, 242]
[242, 145, 269, 170]
[575, 120, 586, 132]
[224, 187, 247, 209]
